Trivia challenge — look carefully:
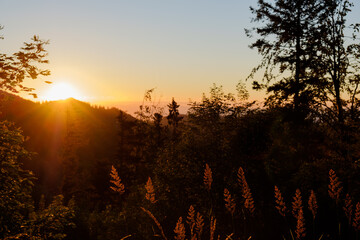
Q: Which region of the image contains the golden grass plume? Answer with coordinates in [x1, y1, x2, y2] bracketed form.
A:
[210, 216, 217, 240]
[224, 188, 236, 217]
[308, 190, 317, 220]
[238, 167, 255, 215]
[110, 165, 125, 195]
[328, 169, 342, 202]
[353, 202, 360, 231]
[274, 186, 286, 217]
[295, 208, 306, 240]
[174, 217, 186, 240]
[145, 177, 157, 204]
[343, 193, 353, 225]
[292, 189, 303, 218]
[186, 205, 196, 240]
[195, 212, 204, 239]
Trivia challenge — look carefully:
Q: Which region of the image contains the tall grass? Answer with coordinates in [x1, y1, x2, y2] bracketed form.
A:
[108, 165, 360, 239]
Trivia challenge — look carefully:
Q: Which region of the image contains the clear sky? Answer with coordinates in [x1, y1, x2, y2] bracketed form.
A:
[1, 0, 359, 114]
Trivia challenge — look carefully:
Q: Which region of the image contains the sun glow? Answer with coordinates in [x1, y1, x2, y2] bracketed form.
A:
[43, 82, 82, 101]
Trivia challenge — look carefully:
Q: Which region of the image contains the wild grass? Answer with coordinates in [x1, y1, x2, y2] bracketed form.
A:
[109, 165, 125, 195]
[145, 177, 157, 204]
[109, 165, 360, 240]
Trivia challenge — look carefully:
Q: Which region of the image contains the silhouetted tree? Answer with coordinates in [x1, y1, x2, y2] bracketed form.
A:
[315, 0, 359, 127]
[0, 25, 50, 97]
[247, 0, 325, 110]
[167, 98, 182, 138]
[153, 112, 164, 146]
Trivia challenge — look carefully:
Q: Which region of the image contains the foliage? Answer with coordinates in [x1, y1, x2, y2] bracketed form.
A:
[0, 121, 34, 238]
[0, 26, 50, 97]
[314, 0, 358, 125]
[25, 195, 76, 240]
[0, 120, 76, 239]
[2, 1, 360, 239]
[88, 205, 127, 240]
[247, 0, 360, 124]
[1, 27, 77, 239]
[247, 0, 325, 108]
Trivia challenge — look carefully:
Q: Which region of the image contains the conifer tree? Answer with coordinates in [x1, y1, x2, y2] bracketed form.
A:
[167, 98, 182, 138]
[247, 0, 325, 109]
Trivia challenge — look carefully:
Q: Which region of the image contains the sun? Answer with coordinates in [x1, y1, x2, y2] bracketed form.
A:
[43, 82, 82, 101]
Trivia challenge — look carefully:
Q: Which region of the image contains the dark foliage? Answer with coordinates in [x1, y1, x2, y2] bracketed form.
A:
[1, 0, 360, 238]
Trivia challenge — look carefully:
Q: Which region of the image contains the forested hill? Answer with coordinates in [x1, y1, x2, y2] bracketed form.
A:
[0, 91, 133, 199]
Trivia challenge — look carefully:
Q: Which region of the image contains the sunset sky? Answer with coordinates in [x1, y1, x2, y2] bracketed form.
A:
[1, 0, 359, 114]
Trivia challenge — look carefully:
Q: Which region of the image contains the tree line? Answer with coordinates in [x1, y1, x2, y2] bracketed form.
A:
[1, 0, 360, 239]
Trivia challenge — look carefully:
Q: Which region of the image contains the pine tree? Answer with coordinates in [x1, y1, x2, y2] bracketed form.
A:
[167, 98, 183, 138]
[247, 0, 326, 109]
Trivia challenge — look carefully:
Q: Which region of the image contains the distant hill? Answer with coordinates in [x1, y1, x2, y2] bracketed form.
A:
[0, 91, 134, 198]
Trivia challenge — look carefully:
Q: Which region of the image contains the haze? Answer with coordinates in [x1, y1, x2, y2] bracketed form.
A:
[1, 0, 359, 113]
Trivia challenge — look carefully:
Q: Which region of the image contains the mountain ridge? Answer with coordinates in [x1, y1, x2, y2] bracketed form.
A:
[0, 91, 132, 197]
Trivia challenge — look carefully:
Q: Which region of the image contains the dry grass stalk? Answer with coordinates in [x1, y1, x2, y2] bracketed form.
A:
[295, 208, 306, 240]
[186, 205, 196, 240]
[328, 169, 342, 202]
[140, 207, 168, 240]
[145, 177, 157, 204]
[308, 190, 317, 220]
[174, 217, 186, 240]
[353, 202, 360, 231]
[120, 235, 132, 240]
[204, 163, 213, 191]
[195, 212, 204, 239]
[225, 233, 234, 240]
[343, 193, 353, 225]
[238, 167, 255, 215]
[274, 186, 286, 217]
[292, 189, 303, 218]
[210, 216, 216, 240]
[110, 165, 125, 195]
[243, 183, 255, 215]
[224, 188, 236, 216]
[237, 167, 246, 190]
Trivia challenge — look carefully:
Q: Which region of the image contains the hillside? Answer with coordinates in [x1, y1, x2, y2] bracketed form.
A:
[0, 91, 134, 199]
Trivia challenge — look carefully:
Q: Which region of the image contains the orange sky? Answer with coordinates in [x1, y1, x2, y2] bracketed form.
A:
[1, 1, 359, 114]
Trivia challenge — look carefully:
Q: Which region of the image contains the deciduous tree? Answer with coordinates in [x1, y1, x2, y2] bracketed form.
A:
[0, 25, 50, 97]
